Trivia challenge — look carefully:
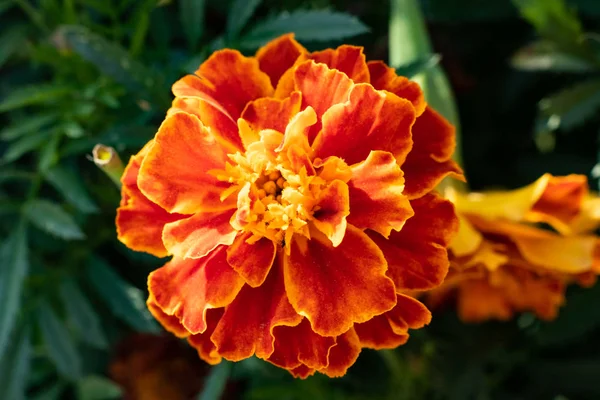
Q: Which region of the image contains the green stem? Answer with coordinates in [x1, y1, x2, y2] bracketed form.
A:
[92, 144, 123, 189]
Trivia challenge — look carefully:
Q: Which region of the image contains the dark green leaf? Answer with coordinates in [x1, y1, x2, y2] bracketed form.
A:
[512, 41, 597, 72]
[44, 166, 99, 213]
[37, 303, 82, 379]
[0, 326, 31, 400]
[0, 221, 28, 361]
[226, 0, 262, 40]
[240, 9, 370, 49]
[198, 361, 232, 400]
[37, 132, 61, 171]
[512, 0, 583, 46]
[0, 114, 57, 141]
[87, 257, 159, 333]
[23, 199, 85, 240]
[395, 54, 441, 79]
[1, 130, 53, 164]
[29, 383, 66, 400]
[0, 24, 28, 68]
[0, 83, 72, 112]
[76, 375, 122, 400]
[59, 279, 107, 349]
[180, 0, 205, 49]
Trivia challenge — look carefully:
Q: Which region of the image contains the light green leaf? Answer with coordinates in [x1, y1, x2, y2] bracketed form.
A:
[180, 0, 205, 49]
[395, 54, 441, 79]
[0, 326, 31, 400]
[44, 166, 99, 213]
[87, 258, 159, 333]
[59, 279, 108, 349]
[198, 362, 231, 400]
[1, 130, 53, 164]
[0, 25, 28, 68]
[240, 9, 370, 49]
[512, 0, 583, 45]
[37, 303, 82, 379]
[23, 199, 85, 240]
[512, 41, 597, 72]
[38, 132, 61, 171]
[76, 375, 122, 400]
[0, 221, 28, 361]
[0, 83, 71, 113]
[226, 0, 262, 40]
[0, 114, 57, 141]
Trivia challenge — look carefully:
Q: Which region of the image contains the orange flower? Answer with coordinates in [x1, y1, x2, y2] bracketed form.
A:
[428, 174, 600, 322]
[117, 34, 462, 378]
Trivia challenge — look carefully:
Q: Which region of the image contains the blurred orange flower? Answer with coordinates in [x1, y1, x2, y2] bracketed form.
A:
[116, 34, 462, 377]
[428, 174, 600, 322]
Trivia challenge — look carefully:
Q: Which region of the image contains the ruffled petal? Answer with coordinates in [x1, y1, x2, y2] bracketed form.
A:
[226, 232, 276, 287]
[138, 113, 236, 214]
[162, 210, 237, 259]
[370, 192, 458, 291]
[290, 365, 316, 379]
[284, 225, 396, 336]
[347, 150, 414, 237]
[211, 260, 303, 361]
[312, 180, 350, 247]
[355, 315, 409, 349]
[401, 107, 464, 199]
[318, 328, 361, 378]
[313, 83, 414, 166]
[187, 308, 224, 365]
[367, 61, 425, 116]
[148, 246, 244, 334]
[240, 91, 302, 144]
[147, 294, 190, 338]
[308, 45, 370, 83]
[256, 33, 307, 87]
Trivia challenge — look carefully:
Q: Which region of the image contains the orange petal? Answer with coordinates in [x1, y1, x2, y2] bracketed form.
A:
[138, 113, 235, 214]
[268, 319, 336, 370]
[387, 294, 432, 331]
[187, 308, 224, 365]
[308, 45, 370, 83]
[370, 193, 458, 291]
[147, 294, 190, 338]
[284, 225, 397, 336]
[256, 33, 307, 87]
[312, 180, 350, 247]
[313, 83, 414, 165]
[368, 60, 425, 116]
[148, 246, 244, 334]
[241, 91, 302, 137]
[162, 209, 237, 259]
[457, 280, 512, 322]
[172, 49, 273, 121]
[401, 107, 464, 199]
[226, 232, 276, 287]
[290, 365, 316, 379]
[354, 315, 409, 349]
[347, 150, 414, 237]
[211, 260, 303, 361]
[318, 328, 361, 378]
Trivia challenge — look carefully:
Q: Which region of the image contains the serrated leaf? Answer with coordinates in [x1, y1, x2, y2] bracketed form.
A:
[87, 257, 159, 333]
[180, 0, 205, 49]
[512, 0, 583, 46]
[1, 130, 54, 164]
[59, 279, 107, 349]
[76, 375, 122, 400]
[0, 83, 72, 112]
[240, 9, 370, 49]
[0, 24, 28, 68]
[395, 54, 441, 79]
[23, 199, 85, 240]
[44, 166, 98, 213]
[0, 221, 28, 361]
[198, 362, 231, 400]
[537, 78, 600, 132]
[226, 0, 262, 40]
[512, 41, 596, 72]
[37, 303, 82, 379]
[0, 326, 31, 400]
[0, 114, 57, 141]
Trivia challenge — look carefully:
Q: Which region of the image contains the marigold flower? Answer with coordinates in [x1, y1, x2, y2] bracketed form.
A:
[116, 34, 462, 377]
[428, 174, 600, 322]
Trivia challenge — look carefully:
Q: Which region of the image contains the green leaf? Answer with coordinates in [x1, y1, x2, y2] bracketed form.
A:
[0, 24, 28, 68]
[87, 257, 159, 333]
[76, 375, 122, 400]
[59, 279, 108, 349]
[0, 326, 31, 400]
[44, 166, 99, 214]
[198, 361, 232, 400]
[0, 114, 57, 141]
[226, 0, 262, 40]
[180, 0, 205, 49]
[37, 303, 82, 379]
[0, 221, 28, 361]
[29, 383, 66, 400]
[1, 130, 54, 164]
[512, 0, 583, 46]
[0, 83, 72, 112]
[38, 132, 61, 171]
[537, 78, 600, 132]
[395, 54, 441, 79]
[512, 40, 597, 72]
[23, 199, 85, 240]
[240, 9, 370, 49]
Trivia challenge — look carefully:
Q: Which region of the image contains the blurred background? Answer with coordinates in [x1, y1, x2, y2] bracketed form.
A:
[1, 0, 600, 399]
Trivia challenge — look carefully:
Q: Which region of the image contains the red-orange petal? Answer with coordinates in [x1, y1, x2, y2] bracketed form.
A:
[368, 61, 425, 116]
[211, 260, 303, 361]
[147, 294, 190, 338]
[256, 33, 307, 88]
[530, 174, 588, 227]
[312, 180, 350, 247]
[308, 45, 370, 83]
[148, 246, 244, 334]
[387, 294, 432, 331]
[240, 91, 302, 135]
[290, 365, 316, 379]
[187, 308, 225, 365]
[318, 328, 361, 378]
[138, 112, 235, 215]
[313, 83, 414, 166]
[401, 107, 464, 199]
[226, 232, 276, 287]
[284, 225, 397, 337]
[354, 315, 409, 349]
[370, 192, 458, 291]
[348, 150, 414, 237]
[162, 209, 237, 259]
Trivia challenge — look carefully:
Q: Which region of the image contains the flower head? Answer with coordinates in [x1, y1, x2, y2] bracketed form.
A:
[429, 174, 600, 322]
[117, 34, 462, 377]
